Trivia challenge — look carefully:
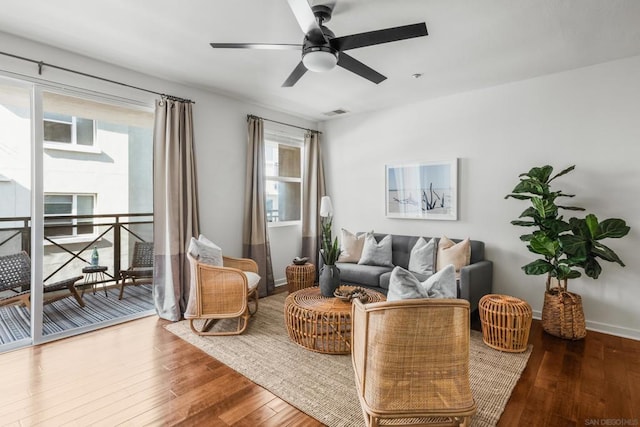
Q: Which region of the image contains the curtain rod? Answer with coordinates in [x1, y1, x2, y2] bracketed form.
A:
[0, 50, 194, 104]
[248, 114, 321, 134]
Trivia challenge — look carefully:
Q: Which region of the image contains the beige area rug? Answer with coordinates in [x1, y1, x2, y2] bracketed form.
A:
[165, 293, 531, 427]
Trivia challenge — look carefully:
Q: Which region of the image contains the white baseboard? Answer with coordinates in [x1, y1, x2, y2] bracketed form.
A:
[274, 278, 287, 287]
[531, 310, 640, 341]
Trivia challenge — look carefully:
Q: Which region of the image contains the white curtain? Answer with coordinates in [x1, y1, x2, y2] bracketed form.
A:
[301, 131, 326, 269]
[242, 116, 275, 297]
[152, 98, 199, 321]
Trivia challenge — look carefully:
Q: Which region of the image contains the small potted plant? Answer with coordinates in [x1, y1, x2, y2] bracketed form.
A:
[319, 210, 342, 297]
[505, 165, 630, 339]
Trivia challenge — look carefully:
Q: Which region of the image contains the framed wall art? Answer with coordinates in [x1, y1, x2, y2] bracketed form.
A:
[385, 159, 458, 220]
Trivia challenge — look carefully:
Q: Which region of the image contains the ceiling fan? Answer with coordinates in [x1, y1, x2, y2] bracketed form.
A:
[210, 0, 428, 87]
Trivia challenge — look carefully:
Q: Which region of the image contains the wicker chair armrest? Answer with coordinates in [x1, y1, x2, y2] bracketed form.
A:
[223, 256, 258, 273]
[44, 275, 83, 292]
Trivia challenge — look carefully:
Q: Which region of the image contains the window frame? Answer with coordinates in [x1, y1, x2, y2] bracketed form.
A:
[264, 131, 304, 228]
[43, 114, 99, 153]
[44, 193, 97, 243]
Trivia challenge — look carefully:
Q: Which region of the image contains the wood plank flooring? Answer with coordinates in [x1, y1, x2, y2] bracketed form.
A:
[0, 313, 638, 426]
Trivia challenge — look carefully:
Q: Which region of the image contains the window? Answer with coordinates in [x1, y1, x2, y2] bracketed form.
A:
[265, 133, 303, 224]
[44, 194, 95, 237]
[43, 112, 95, 146]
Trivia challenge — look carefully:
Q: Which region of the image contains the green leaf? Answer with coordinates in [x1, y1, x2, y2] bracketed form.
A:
[529, 234, 560, 257]
[548, 165, 575, 183]
[557, 264, 582, 280]
[559, 234, 587, 258]
[511, 220, 536, 227]
[519, 233, 535, 242]
[531, 197, 557, 219]
[523, 259, 553, 275]
[585, 214, 599, 238]
[512, 179, 545, 196]
[528, 165, 554, 183]
[557, 204, 585, 211]
[595, 218, 631, 239]
[583, 258, 603, 279]
[592, 242, 625, 266]
[518, 207, 539, 219]
[505, 194, 533, 200]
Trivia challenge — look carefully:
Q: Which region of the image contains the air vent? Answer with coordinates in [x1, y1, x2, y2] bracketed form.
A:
[323, 108, 349, 116]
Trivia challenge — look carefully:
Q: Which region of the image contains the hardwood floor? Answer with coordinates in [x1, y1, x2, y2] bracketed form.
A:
[0, 314, 637, 426]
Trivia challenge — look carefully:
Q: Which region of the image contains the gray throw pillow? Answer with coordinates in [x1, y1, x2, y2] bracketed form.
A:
[187, 235, 223, 266]
[358, 233, 393, 267]
[408, 237, 436, 275]
[387, 265, 457, 302]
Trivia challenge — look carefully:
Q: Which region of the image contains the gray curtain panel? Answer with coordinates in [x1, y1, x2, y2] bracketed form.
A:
[152, 98, 200, 321]
[243, 116, 274, 297]
[301, 131, 326, 269]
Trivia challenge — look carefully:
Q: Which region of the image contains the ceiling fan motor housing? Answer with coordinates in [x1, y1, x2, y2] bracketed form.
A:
[302, 25, 338, 72]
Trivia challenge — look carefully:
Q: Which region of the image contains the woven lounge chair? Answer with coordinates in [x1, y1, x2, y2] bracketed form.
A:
[118, 241, 154, 299]
[185, 253, 259, 336]
[351, 298, 476, 427]
[0, 251, 85, 309]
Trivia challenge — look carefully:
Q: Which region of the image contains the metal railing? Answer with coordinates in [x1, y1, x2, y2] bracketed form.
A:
[0, 213, 153, 285]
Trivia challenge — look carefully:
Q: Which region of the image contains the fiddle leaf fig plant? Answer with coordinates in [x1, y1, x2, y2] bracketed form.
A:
[505, 165, 630, 289]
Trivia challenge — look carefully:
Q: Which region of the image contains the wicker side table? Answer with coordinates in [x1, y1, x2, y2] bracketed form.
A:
[479, 294, 532, 353]
[285, 263, 316, 293]
[284, 286, 385, 354]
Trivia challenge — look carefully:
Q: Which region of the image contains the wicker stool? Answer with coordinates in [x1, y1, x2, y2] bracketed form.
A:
[479, 294, 532, 353]
[285, 263, 316, 293]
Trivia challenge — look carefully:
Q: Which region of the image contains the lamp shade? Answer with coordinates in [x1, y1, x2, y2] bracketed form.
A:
[320, 196, 333, 217]
[303, 50, 338, 72]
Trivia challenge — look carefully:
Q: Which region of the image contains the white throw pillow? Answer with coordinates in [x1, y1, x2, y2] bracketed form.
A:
[436, 236, 471, 276]
[358, 233, 393, 267]
[408, 237, 436, 275]
[187, 234, 223, 266]
[243, 271, 261, 291]
[337, 228, 367, 263]
[387, 265, 457, 302]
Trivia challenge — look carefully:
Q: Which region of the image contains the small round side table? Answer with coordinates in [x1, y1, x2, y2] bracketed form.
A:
[82, 265, 108, 297]
[479, 294, 532, 353]
[285, 263, 316, 293]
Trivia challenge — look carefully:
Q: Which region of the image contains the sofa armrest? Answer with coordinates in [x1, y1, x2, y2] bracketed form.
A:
[459, 260, 493, 312]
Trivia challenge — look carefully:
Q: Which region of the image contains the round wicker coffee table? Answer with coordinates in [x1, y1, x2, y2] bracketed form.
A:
[284, 286, 385, 354]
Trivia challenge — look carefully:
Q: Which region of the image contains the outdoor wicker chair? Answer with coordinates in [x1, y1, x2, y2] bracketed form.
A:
[118, 241, 154, 299]
[185, 253, 259, 336]
[0, 251, 85, 309]
[351, 298, 477, 427]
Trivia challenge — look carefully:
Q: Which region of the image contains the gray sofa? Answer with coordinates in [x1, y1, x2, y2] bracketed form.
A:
[332, 233, 492, 312]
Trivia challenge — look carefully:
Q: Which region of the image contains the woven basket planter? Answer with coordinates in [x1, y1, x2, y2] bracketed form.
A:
[541, 286, 586, 340]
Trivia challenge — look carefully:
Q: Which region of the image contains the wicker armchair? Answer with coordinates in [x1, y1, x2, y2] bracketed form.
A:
[185, 253, 259, 336]
[351, 298, 476, 427]
[0, 251, 85, 309]
[118, 241, 154, 299]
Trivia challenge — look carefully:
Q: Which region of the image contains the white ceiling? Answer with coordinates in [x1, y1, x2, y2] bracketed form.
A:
[2, 0, 640, 121]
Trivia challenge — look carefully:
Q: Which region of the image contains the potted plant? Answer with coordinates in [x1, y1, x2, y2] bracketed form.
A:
[319, 212, 342, 297]
[505, 165, 630, 339]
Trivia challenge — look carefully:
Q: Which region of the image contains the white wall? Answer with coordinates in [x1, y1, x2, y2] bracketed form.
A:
[0, 31, 315, 285]
[321, 55, 640, 340]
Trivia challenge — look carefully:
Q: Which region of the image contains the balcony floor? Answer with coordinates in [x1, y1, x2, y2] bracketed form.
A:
[0, 284, 154, 345]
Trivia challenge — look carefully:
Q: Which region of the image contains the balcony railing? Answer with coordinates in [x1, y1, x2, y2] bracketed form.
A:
[0, 213, 153, 286]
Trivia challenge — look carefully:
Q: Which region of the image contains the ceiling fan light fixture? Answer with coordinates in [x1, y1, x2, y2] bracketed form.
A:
[302, 47, 338, 72]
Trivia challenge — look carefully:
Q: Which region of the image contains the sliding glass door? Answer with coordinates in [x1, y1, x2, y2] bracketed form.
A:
[0, 76, 155, 352]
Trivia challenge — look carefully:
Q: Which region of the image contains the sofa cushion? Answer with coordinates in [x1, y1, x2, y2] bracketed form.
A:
[387, 265, 457, 301]
[337, 228, 366, 263]
[408, 237, 436, 275]
[358, 233, 393, 267]
[380, 270, 431, 290]
[336, 262, 393, 288]
[437, 236, 471, 274]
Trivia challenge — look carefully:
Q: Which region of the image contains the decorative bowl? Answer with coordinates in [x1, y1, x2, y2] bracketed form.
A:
[292, 256, 309, 265]
[334, 285, 369, 303]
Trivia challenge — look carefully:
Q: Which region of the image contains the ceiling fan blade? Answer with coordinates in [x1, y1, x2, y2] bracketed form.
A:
[331, 22, 427, 51]
[337, 53, 386, 84]
[286, 0, 326, 42]
[282, 62, 308, 87]
[210, 43, 301, 50]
